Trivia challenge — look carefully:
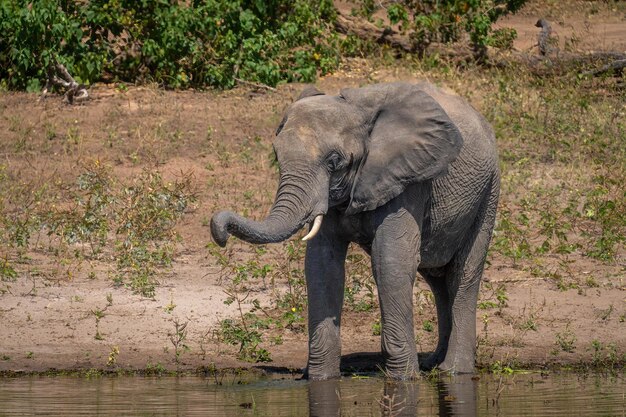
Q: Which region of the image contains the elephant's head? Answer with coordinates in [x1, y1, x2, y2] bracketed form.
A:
[210, 82, 463, 247]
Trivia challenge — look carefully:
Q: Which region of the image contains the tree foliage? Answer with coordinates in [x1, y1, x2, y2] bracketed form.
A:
[0, 0, 527, 91]
[354, 0, 526, 57]
[0, 0, 338, 90]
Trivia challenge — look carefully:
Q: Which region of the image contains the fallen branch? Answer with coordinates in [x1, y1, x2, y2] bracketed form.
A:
[492, 49, 626, 78]
[334, 10, 485, 63]
[581, 59, 626, 77]
[234, 77, 277, 92]
[334, 12, 415, 52]
[40, 62, 89, 104]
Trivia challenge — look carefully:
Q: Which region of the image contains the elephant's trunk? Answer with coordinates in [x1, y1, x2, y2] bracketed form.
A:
[210, 172, 327, 247]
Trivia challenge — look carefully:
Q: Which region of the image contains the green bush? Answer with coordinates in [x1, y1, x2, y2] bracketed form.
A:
[352, 0, 527, 58]
[0, 1, 527, 90]
[0, 0, 339, 90]
[0, 1, 103, 91]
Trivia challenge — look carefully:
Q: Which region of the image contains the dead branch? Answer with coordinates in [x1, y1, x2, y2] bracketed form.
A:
[234, 77, 277, 92]
[40, 62, 89, 104]
[581, 59, 626, 77]
[334, 9, 486, 64]
[335, 12, 415, 52]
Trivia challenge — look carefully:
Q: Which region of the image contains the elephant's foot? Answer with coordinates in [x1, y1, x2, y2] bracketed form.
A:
[306, 318, 342, 380]
[383, 365, 420, 380]
[383, 343, 420, 380]
[381, 335, 419, 379]
[437, 362, 475, 374]
[438, 349, 476, 374]
[303, 366, 341, 380]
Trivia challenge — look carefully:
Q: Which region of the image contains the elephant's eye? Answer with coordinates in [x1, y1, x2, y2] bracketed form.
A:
[326, 151, 344, 172]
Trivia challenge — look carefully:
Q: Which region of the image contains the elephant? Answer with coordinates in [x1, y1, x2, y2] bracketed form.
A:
[211, 82, 500, 379]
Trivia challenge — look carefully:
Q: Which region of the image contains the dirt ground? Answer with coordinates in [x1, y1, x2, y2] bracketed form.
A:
[1, 1, 625, 376]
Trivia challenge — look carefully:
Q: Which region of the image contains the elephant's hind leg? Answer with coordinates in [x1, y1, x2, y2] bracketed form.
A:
[419, 269, 452, 371]
[440, 187, 499, 373]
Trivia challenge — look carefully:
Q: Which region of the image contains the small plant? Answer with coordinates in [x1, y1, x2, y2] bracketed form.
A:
[589, 340, 621, 369]
[491, 208, 532, 264]
[114, 170, 196, 297]
[0, 256, 17, 282]
[514, 299, 545, 333]
[597, 304, 614, 322]
[554, 324, 576, 353]
[273, 240, 308, 313]
[372, 319, 381, 336]
[164, 291, 176, 314]
[344, 251, 377, 312]
[145, 362, 167, 376]
[520, 317, 538, 332]
[91, 294, 111, 341]
[280, 306, 305, 332]
[422, 320, 434, 332]
[585, 276, 600, 288]
[491, 360, 515, 375]
[211, 244, 287, 363]
[84, 368, 102, 378]
[478, 283, 508, 312]
[169, 319, 190, 364]
[92, 308, 105, 340]
[44, 161, 113, 258]
[217, 318, 272, 363]
[107, 346, 119, 367]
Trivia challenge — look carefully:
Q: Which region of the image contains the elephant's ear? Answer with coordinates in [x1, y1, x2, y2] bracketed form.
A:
[343, 83, 463, 214]
[297, 85, 324, 100]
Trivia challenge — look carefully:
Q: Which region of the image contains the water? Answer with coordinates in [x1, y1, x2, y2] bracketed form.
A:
[0, 372, 624, 416]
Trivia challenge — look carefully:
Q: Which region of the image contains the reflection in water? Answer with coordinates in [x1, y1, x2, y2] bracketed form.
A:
[307, 374, 475, 417]
[436, 374, 478, 417]
[381, 379, 421, 416]
[309, 380, 340, 417]
[307, 378, 422, 417]
[0, 372, 624, 416]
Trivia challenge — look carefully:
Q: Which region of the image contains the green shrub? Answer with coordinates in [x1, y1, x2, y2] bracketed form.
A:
[0, 0, 105, 91]
[352, 0, 527, 58]
[0, 0, 339, 90]
[114, 171, 195, 297]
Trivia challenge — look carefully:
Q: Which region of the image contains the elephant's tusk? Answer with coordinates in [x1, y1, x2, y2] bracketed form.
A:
[302, 215, 323, 241]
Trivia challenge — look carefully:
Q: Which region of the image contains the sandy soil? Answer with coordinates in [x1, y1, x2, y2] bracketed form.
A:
[1, 1, 625, 375]
[497, 0, 626, 52]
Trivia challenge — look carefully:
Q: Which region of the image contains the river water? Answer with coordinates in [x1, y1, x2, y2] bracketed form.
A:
[0, 372, 624, 416]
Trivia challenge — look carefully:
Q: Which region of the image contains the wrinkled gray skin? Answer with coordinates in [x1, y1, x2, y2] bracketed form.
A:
[211, 82, 500, 380]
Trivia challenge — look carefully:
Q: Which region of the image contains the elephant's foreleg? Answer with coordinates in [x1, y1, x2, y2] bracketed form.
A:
[304, 219, 349, 380]
[371, 208, 421, 379]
